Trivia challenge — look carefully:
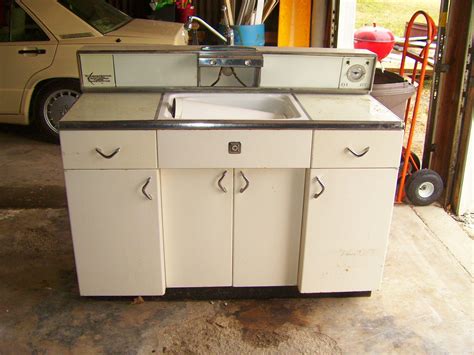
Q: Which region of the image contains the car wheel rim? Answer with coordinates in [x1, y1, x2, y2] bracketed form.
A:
[43, 89, 80, 133]
[418, 181, 435, 198]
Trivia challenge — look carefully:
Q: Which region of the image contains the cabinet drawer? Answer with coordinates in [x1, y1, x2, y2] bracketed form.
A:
[157, 130, 312, 168]
[311, 130, 403, 168]
[61, 130, 157, 169]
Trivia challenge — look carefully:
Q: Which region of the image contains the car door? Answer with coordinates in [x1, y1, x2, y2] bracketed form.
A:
[0, 1, 57, 114]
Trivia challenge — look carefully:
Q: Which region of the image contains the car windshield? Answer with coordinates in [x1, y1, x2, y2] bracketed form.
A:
[58, 0, 132, 34]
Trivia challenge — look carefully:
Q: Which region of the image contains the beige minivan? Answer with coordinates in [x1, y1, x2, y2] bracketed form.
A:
[0, 0, 187, 141]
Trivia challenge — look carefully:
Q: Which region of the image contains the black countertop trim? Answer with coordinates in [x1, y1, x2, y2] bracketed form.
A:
[59, 119, 404, 131]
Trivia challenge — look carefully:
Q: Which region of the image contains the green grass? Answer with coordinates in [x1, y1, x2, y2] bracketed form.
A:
[355, 0, 440, 37]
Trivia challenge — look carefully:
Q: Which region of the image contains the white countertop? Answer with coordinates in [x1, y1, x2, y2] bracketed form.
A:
[295, 94, 401, 123]
[62, 93, 161, 122]
[62, 92, 401, 126]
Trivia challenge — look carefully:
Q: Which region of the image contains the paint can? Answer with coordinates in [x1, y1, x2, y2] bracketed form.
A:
[233, 24, 265, 46]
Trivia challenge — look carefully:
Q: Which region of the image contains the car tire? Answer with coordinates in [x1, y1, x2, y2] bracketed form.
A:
[34, 79, 81, 143]
[405, 169, 444, 206]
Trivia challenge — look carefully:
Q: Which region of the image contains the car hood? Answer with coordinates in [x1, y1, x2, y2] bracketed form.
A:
[106, 19, 187, 44]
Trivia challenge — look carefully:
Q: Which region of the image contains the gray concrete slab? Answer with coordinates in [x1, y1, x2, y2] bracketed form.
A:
[413, 205, 473, 277]
[0, 127, 473, 354]
[0, 126, 66, 209]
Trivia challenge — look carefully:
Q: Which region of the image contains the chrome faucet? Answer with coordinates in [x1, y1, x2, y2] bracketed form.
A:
[184, 16, 234, 45]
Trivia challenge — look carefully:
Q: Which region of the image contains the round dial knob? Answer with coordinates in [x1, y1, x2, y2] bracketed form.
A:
[347, 64, 367, 82]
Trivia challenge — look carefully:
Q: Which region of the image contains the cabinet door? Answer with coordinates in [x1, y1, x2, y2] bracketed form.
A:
[299, 168, 398, 293]
[64, 170, 165, 296]
[233, 169, 305, 286]
[160, 169, 233, 287]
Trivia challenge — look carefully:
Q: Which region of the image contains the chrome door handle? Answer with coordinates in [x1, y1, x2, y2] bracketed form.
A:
[217, 170, 228, 193]
[240, 171, 250, 193]
[95, 147, 120, 159]
[18, 48, 46, 55]
[141, 177, 153, 200]
[313, 176, 325, 199]
[345, 146, 370, 157]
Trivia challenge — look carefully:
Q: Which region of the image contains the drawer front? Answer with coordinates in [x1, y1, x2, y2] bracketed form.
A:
[311, 130, 403, 168]
[61, 131, 157, 169]
[157, 130, 312, 168]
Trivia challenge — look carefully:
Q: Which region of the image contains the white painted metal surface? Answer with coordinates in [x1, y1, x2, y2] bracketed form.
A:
[79, 54, 116, 88]
[233, 169, 305, 286]
[61, 47, 404, 296]
[60, 130, 157, 170]
[298, 168, 398, 293]
[311, 130, 403, 168]
[260, 55, 343, 89]
[64, 169, 165, 296]
[295, 94, 401, 123]
[157, 130, 312, 168]
[160, 169, 233, 287]
[61, 93, 161, 122]
[113, 53, 198, 87]
[77, 47, 377, 92]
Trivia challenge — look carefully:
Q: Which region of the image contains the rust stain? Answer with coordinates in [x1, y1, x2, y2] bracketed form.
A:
[228, 300, 315, 348]
[241, 328, 289, 348]
[232, 300, 310, 329]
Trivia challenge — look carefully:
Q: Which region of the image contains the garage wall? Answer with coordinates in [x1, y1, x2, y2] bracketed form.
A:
[458, 121, 474, 215]
[107, 0, 147, 18]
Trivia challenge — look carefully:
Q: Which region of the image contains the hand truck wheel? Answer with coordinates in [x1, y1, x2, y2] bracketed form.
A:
[405, 169, 444, 206]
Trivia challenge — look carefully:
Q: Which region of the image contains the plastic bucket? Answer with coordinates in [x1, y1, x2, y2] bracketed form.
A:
[233, 24, 265, 46]
[371, 69, 416, 119]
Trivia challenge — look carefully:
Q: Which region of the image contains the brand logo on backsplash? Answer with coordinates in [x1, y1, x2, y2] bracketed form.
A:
[85, 72, 112, 85]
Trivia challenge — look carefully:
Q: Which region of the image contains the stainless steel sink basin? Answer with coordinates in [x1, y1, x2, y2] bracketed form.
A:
[158, 93, 309, 120]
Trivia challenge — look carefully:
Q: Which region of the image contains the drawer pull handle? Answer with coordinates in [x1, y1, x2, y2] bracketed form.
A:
[141, 177, 153, 200]
[240, 171, 250, 193]
[313, 176, 325, 199]
[95, 147, 120, 159]
[346, 146, 370, 157]
[217, 170, 228, 193]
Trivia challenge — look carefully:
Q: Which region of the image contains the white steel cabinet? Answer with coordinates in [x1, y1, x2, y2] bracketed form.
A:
[64, 170, 165, 296]
[160, 168, 306, 288]
[299, 168, 398, 293]
[61, 124, 401, 295]
[233, 169, 305, 286]
[160, 169, 233, 287]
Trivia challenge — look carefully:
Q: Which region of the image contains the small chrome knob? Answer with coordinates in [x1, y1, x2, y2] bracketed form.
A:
[245, 59, 252, 66]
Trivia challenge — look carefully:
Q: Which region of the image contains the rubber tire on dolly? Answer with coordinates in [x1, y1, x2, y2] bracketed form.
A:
[405, 169, 444, 206]
[34, 79, 81, 143]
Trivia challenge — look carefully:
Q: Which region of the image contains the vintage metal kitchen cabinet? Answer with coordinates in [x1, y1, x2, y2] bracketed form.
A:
[60, 46, 403, 296]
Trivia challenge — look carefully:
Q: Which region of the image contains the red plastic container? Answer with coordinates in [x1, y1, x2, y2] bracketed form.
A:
[354, 24, 395, 61]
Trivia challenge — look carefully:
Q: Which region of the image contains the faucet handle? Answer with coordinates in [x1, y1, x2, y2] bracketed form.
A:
[224, 27, 235, 46]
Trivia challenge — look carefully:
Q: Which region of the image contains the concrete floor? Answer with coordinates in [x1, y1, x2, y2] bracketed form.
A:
[0, 125, 472, 354]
